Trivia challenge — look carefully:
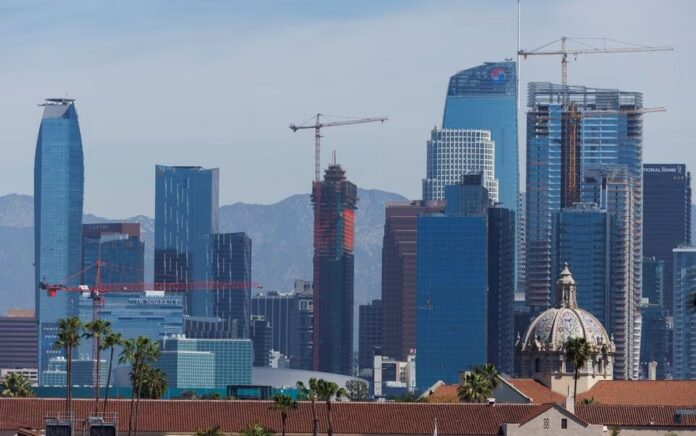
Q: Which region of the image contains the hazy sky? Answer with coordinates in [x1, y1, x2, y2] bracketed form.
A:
[0, 0, 692, 217]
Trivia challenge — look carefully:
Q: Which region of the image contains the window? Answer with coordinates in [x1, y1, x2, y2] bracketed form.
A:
[561, 418, 568, 429]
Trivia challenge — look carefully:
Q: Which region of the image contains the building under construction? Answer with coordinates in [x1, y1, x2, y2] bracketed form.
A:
[525, 82, 644, 379]
[312, 163, 357, 375]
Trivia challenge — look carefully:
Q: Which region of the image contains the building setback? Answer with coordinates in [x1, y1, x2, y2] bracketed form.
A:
[82, 223, 144, 286]
[358, 299, 383, 371]
[643, 164, 691, 316]
[312, 164, 356, 375]
[34, 98, 85, 382]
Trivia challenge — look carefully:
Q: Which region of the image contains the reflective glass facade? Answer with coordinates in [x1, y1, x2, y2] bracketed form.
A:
[156, 350, 215, 389]
[82, 223, 144, 287]
[641, 257, 668, 379]
[34, 99, 84, 380]
[672, 248, 696, 380]
[442, 61, 518, 211]
[154, 165, 219, 316]
[358, 299, 383, 371]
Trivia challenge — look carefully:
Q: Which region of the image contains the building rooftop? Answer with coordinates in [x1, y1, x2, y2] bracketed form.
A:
[505, 378, 566, 405]
[577, 380, 696, 406]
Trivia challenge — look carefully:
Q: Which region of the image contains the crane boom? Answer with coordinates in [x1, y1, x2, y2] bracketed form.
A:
[519, 37, 674, 85]
[290, 113, 388, 181]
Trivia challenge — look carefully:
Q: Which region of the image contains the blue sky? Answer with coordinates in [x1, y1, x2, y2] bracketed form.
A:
[0, 1, 692, 217]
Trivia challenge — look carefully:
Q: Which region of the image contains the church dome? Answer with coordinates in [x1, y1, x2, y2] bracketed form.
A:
[519, 264, 613, 352]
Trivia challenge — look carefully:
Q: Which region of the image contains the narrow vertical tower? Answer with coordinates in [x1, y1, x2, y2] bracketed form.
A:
[312, 164, 357, 375]
[34, 98, 84, 382]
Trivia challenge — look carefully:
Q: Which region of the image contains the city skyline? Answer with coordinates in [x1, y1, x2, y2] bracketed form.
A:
[0, 0, 690, 217]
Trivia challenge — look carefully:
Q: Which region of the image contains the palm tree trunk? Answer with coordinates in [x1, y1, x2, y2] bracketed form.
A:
[282, 412, 287, 436]
[311, 396, 318, 436]
[94, 337, 101, 415]
[66, 346, 72, 417]
[574, 367, 579, 403]
[327, 400, 333, 436]
[103, 347, 114, 415]
[133, 361, 145, 436]
[128, 359, 140, 436]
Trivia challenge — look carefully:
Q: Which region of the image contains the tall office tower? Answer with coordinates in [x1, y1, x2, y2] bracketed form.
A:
[82, 223, 144, 286]
[416, 175, 490, 389]
[0, 310, 37, 371]
[526, 82, 643, 317]
[250, 316, 272, 367]
[154, 165, 219, 316]
[208, 232, 252, 338]
[358, 299, 383, 371]
[422, 129, 498, 202]
[672, 247, 696, 379]
[553, 203, 611, 325]
[251, 289, 314, 370]
[582, 167, 642, 379]
[488, 205, 516, 375]
[643, 164, 692, 316]
[641, 257, 668, 379]
[34, 98, 85, 379]
[442, 61, 518, 211]
[517, 192, 527, 294]
[381, 201, 444, 361]
[312, 164, 356, 375]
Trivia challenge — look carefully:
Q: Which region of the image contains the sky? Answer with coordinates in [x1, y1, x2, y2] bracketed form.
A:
[0, 0, 692, 217]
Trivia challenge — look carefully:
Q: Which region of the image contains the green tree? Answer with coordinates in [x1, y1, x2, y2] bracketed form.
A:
[202, 392, 222, 400]
[609, 426, 621, 436]
[120, 336, 160, 436]
[54, 316, 82, 416]
[314, 379, 346, 436]
[345, 379, 369, 401]
[0, 372, 33, 397]
[239, 421, 274, 436]
[82, 319, 112, 414]
[270, 394, 298, 436]
[473, 364, 499, 390]
[458, 372, 492, 403]
[296, 379, 320, 436]
[564, 337, 592, 401]
[101, 331, 124, 414]
[194, 425, 223, 436]
[138, 365, 167, 399]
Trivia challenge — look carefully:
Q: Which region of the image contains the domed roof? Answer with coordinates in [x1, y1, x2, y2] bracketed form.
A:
[519, 264, 613, 352]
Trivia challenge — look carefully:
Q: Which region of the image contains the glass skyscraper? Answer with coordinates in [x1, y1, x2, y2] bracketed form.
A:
[672, 247, 696, 380]
[82, 223, 144, 286]
[34, 99, 85, 380]
[442, 61, 518, 211]
[154, 165, 219, 316]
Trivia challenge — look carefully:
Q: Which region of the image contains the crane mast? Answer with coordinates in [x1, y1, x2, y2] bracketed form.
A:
[519, 36, 673, 85]
[290, 114, 388, 181]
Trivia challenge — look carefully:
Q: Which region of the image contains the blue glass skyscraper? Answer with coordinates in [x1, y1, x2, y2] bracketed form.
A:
[82, 223, 144, 286]
[154, 165, 219, 316]
[442, 61, 518, 211]
[34, 99, 84, 380]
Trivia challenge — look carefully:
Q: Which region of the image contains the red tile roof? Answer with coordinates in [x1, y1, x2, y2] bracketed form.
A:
[0, 399, 542, 435]
[423, 384, 460, 403]
[505, 378, 566, 405]
[577, 405, 696, 427]
[577, 381, 696, 406]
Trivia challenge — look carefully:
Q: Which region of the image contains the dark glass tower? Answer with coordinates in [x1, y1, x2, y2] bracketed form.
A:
[358, 299, 383, 371]
[643, 164, 691, 315]
[312, 164, 356, 375]
[154, 165, 219, 316]
[34, 98, 84, 379]
[82, 223, 144, 286]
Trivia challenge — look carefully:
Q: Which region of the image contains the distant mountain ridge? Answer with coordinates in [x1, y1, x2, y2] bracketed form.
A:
[0, 189, 407, 315]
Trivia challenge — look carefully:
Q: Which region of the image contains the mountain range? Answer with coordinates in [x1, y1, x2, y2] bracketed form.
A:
[0, 189, 407, 316]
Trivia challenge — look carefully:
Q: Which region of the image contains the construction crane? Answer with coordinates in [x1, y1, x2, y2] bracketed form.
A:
[518, 37, 673, 85]
[290, 114, 388, 182]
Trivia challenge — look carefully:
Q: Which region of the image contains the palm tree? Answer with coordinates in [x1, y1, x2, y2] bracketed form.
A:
[119, 337, 160, 436]
[457, 371, 492, 403]
[0, 372, 33, 397]
[101, 331, 124, 414]
[270, 394, 298, 436]
[82, 319, 112, 414]
[314, 379, 346, 436]
[473, 364, 499, 391]
[132, 338, 160, 436]
[138, 365, 168, 399]
[564, 337, 592, 402]
[54, 316, 82, 416]
[296, 379, 320, 436]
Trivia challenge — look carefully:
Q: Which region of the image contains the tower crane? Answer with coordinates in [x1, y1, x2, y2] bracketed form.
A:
[518, 37, 673, 85]
[290, 114, 388, 182]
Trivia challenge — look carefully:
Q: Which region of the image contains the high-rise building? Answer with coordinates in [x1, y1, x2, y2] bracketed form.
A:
[34, 98, 85, 380]
[381, 201, 444, 361]
[643, 164, 692, 316]
[552, 203, 611, 325]
[672, 247, 696, 380]
[250, 316, 272, 367]
[641, 257, 668, 379]
[0, 310, 37, 371]
[312, 164, 356, 375]
[422, 129, 498, 202]
[442, 61, 518, 211]
[208, 232, 252, 338]
[358, 299, 383, 371]
[416, 176, 489, 389]
[82, 223, 144, 286]
[581, 167, 642, 379]
[251, 289, 314, 370]
[154, 165, 219, 316]
[517, 192, 527, 294]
